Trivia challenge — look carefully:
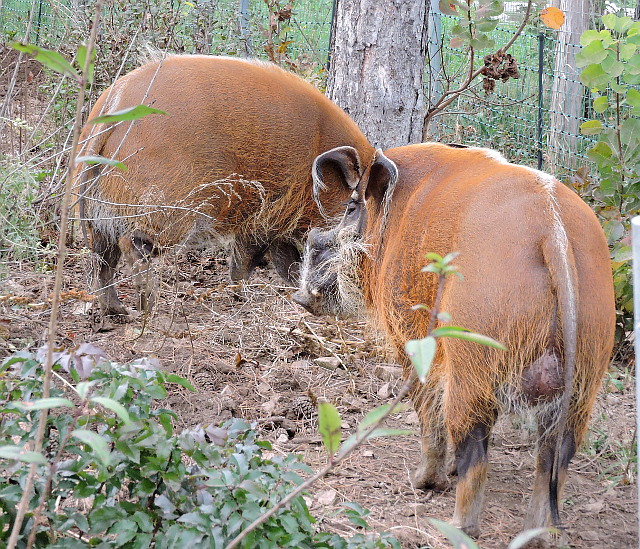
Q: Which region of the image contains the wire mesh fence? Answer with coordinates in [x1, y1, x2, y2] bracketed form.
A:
[1, 0, 636, 175]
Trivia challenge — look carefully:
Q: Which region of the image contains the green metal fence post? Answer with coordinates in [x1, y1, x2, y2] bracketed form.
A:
[537, 32, 544, 171]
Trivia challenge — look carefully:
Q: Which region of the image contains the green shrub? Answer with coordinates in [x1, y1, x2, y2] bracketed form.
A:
[577, 15, 640, 341]
[0, 347, 399, 548]
[0, 163, 51, 268]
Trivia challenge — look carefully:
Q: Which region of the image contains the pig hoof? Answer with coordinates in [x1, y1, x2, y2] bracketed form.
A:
[460, 524, 481, 539]
[411, 467, 448, 491]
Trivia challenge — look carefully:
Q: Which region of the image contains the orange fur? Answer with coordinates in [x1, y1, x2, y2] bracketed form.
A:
[361, 144, 614, 446]
[297, 142, 614, 538]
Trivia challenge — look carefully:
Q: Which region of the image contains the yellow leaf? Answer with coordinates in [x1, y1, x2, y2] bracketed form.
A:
[540, 6, 565, 29]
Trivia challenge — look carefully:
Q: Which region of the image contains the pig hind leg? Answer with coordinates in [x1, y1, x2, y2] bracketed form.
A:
[411, 378, 449, 491]
[119, 231, 158, 313]
[91, 229, 128, 319]
[451, 414, 497, 538]
[524, 406, 577, 534]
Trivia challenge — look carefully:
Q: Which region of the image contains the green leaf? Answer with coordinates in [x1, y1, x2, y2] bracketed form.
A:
[601, 13, 617, 30]
[14, 397, 74, 411]
[318, 402, 341, 457]
[90, 396, 131, 424]
[580, 29, 604, 46]
[610, 81, 628, 94]
[627, 54, 640, 74]
[612, 245, 632, 262]
[89, 105, 168, 124]
[603, 219, 625, 244]
[588, 141, 613, 164]
[158, 412, 173, 436]
[451, 24, 471, 40]
[475, 19, 498, 33]
[72, 430, 111, 465]
[76, 155, 127, 171]
[405, 336, 436, 382]
[10, 42, 79, 80]
[76, 381, 91, 398]
[508, 528, 557, 549]
[625, 88, 640, 108]
[601, 56, 624, 78]
[580, 119, 603, 136]
[131, 534, 153, 549]
[358, 403, 407, 431]
[620, 43, 637, 60]
[164, 373, 196, 391]
[429, 518, 480, 549]
[470, 35, 495, 51]
[613, 15, 633, 34]
[593, 96, 609, 113]
[431, 326, 507, 350]
[76, 44, 96, 84]
[365, 427, 413, 440]
[576, 41, 607, 68]
[0, 445, 46, 464]
[580, 63, 610, 90]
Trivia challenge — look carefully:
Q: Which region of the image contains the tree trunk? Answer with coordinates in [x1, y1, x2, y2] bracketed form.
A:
[548, 0, 590, 171]
[327, 0, 429, 150]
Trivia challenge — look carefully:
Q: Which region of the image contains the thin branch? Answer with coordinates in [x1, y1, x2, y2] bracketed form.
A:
[425, 0, 534, 125]
[6, 3, 104, 547]
[0, 0, 38, 123]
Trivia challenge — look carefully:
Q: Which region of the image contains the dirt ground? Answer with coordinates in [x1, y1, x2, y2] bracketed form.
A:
[0, 246, 637, 549]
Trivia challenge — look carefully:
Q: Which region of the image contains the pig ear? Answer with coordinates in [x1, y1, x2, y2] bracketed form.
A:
[312, 146, 362, 217]
[362, 149, 398, 228]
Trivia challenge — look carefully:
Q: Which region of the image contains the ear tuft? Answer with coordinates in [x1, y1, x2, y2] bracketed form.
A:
[312, 146, 362, 218]
[364, 149, 398, 231]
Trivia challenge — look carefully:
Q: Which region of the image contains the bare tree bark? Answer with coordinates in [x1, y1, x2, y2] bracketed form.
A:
[327, 0, 429, 150]
[548, 0, 590, 171]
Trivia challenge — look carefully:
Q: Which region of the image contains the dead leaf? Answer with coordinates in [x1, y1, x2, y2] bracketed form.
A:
[234, 352, 246, 368]
[316, 489, 337, 506]
[260, 396, 279, 416]
[540, 6, 565, 29]
[378, 382, 390, 399]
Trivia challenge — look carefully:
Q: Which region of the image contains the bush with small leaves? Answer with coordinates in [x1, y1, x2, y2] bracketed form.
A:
[0, 347, 399, 548]
[577, 15, 640, 340]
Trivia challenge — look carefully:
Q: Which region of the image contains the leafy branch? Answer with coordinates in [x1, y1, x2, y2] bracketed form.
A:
[6, 3, 104, 547]
[424, 0, 542, 132]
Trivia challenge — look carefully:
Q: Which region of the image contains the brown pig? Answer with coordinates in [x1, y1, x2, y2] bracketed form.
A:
[75, 55, 373, 317]
[293, 143, 615, 540]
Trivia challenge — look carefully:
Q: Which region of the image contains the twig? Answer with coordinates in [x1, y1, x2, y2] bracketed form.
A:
[226, 374, 415, 549]
[424, 0, 534, 126]
[6, 4, 104, 548]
